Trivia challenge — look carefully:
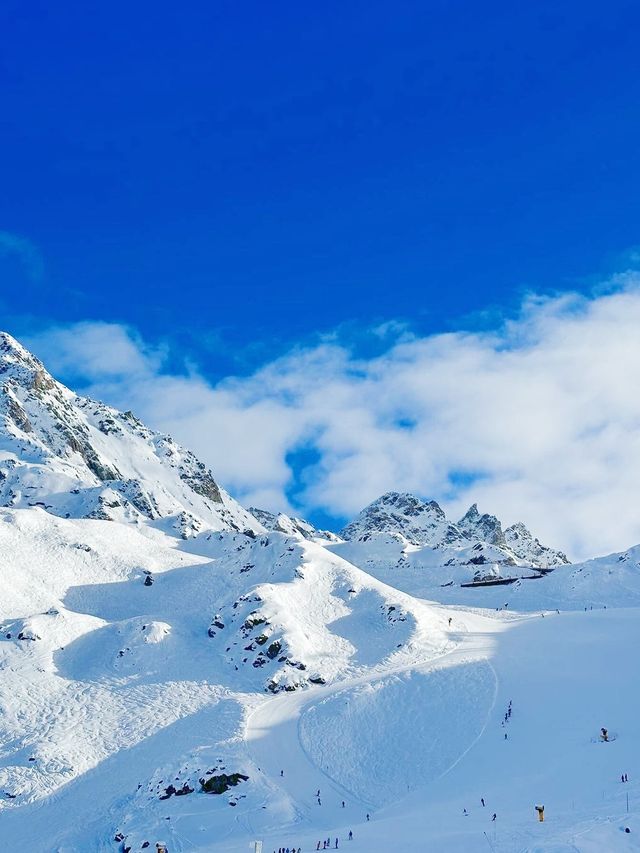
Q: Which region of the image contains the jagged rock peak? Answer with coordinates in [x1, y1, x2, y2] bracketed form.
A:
[368, 492, 445, 517]
[457, 503, 506, 547]
[0, 332, 261, 537]
[342, 492, 569, 568]
[0, 331, 56, 392]
[248, 508, 340, 542]
[0, 330, 36, 361]
[340, 491, 463, 547]
[504, 521, 570, 567]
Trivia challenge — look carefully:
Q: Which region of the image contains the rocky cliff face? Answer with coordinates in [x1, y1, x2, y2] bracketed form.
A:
[340, 491, 568, 568]
[248, 507, 340, 543]
[457, 503, 506, 548]
[503, 521, 569, 567]
[339, 492, 464, 547]
[0, 332, 260, 536]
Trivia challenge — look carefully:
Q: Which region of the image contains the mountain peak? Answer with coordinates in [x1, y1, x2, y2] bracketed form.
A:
[0, 331, 260, 537]
[340, 493, 569, 569]
[0, 332, 55, 393]
[340, 491, 460, 546]
[458, 504, 505, 547]
[504, 521, 570, 567]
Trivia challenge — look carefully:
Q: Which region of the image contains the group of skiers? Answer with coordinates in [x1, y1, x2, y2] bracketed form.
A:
[463, 803, 496, 821]
[500, 699, 513, 740]
[314, 831, 353, 849]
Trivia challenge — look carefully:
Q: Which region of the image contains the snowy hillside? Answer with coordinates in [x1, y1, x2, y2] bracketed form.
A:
[0, 332, 259, 536]
[1, 333, 640, 853]
[248, 507, 340, 543]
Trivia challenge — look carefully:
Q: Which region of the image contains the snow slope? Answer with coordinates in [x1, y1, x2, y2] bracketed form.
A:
[1, 333, 640, 853]
[0, 332, 259, 536]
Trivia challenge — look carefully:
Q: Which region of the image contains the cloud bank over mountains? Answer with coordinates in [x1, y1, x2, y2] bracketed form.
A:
[25, 275, 640, 560]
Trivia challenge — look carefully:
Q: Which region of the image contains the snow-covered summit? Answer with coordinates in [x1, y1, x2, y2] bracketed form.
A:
[0, 332, 260, 536]
[504, 520, 569, 567]
[339, 491, 463, 547]
[457, 503, 506, 547]
[249, 507, 340, 542]
[339, 490, 568, 569]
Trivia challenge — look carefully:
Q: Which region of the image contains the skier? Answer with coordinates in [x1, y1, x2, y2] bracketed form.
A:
[481, 797, 485, 807]
[317, 789, 321, 797]
[463, 808, 468, 816]
[342, 800, 345, 808]
[366, 813, 370, 821]
[622, 774, 626, 783]
[492, 813, 497, 821]
[535, 804, 544, 822]
[281, 770, 284, 777]
[318, 797, 321, 805]
[316, 844, 320, 851]
[348, 830, 353, 840]
[504, 733, 508, 740]
[601, 727, 609, 742]
[448, 617, 452, 627]
[335, 839, 339, 848]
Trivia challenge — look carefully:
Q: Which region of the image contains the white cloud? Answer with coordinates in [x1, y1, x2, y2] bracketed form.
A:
[25, 321, 162, 381]
[23, 275, 640, 560]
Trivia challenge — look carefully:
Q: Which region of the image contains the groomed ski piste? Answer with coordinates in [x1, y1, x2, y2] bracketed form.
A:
[1, 508, 640, 852]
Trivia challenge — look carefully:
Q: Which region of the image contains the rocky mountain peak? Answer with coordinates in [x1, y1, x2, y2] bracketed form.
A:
[0, 332, 260, 537]
[504, 521, 570, 567]
[340, 491, 462, 546]
[340, 491, 569, 569]
[458, 504, 506, 547]
[0, 332, 56, 394]
[249, 507, 340, 542]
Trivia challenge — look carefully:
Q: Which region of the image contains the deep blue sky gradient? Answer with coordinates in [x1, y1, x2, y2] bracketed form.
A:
[2, 0, 640, 378]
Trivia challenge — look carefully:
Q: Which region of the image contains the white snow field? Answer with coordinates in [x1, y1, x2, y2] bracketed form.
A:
[2, 507, 640, 852]
[2, 332, 640, 852]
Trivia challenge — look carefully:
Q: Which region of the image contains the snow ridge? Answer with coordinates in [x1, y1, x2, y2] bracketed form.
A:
[340, 490, 568, 568]
[0, 332, 260, 536]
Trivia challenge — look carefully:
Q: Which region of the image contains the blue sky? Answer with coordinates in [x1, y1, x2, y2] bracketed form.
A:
[3, 1, 640, 372]
[3, 2, 640, 555]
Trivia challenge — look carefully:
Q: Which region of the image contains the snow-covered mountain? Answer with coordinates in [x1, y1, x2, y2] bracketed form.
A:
[338, 491, 568, 571]
[2, 331, 639, 853]
[0, 332, 260, 536]
[248, 506, 340, 542]
[340, 491, 463, 547]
